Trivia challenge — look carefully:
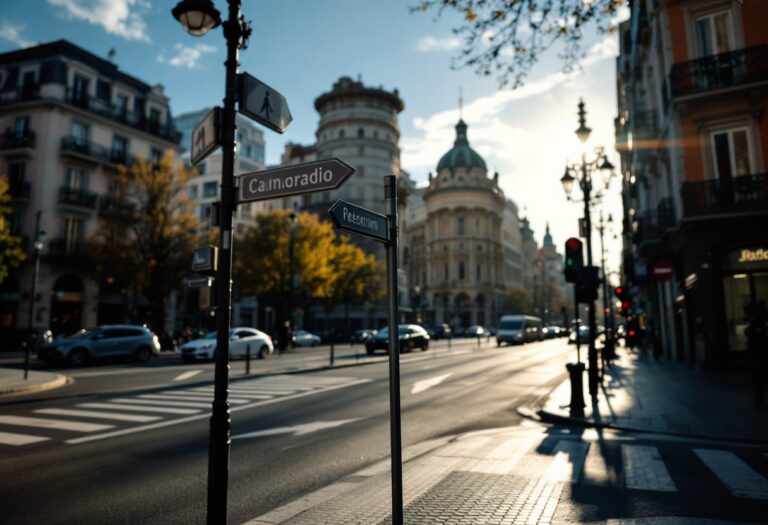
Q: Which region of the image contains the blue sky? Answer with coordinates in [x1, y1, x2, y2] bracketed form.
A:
[1, 0, 627, 276]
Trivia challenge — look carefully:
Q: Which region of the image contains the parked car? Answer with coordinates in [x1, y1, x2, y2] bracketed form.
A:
[37, 325, 160, 366]
[366, 324, 430, 354]
[568, 326, 591, 344]
[464, 325, 490, 338]
[180, 327, 273, 361]
[351, 329, 377, 344]
[426, 323, 452, 340]
[542, 326, 561, 339]
[496, 315, 543, 346]
[292, 330, 321, 347]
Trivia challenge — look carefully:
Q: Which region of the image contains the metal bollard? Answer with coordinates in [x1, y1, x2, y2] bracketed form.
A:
[330, 340, 335, 366]
[566, 362, 585, 417]
[477, 334, 481, 349]
[246, 344, 251, 375]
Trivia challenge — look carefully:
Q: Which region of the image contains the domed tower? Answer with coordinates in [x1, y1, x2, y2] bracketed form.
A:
[423, 119, 506, 328]
[302, 77, 404, 217]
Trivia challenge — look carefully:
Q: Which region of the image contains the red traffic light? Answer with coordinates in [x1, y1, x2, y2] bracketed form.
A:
[614, 286, 623, 296]
[628, 329, 636, 337]
[565, 238, 581, 251]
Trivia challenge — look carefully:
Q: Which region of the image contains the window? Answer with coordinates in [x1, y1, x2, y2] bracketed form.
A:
[114, 94, 128, 119]
[694, 11, 732, 58]
[202, 181, 218, 198]
[150, 147, 163, 165]
[459, 262, 465, 280]
[7, 161, 25, 184]
[476, 264, 481, 281]
[65, 167, 86, 190]
[357, 128, 364, 138]
[712, 128, 752, 179]
[70, 121, 89, 146]
[63, 217, 83, 253]
[148, 108, 161, 131]
[245, 145, 252, 158]
[14, 116, 29, 138]
[188, 184, 198, 199]
[458, 216, 465, 236]
[72, 74, 89, 105]
[111, 136, 128, 163]
[339, 129, 345, 139]
[200, 204, 212, 221]
[444, 263, 449, 280]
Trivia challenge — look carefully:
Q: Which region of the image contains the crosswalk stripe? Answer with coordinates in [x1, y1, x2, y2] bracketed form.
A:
[79, 402, 200, 415]
[34, 408, 161, 423]
[622, 444, 676, 492]
[111, 398, 211, 409]
[0, 431, 50, 446]
[694, 449, 768, 500]
[0, 415, 113, 433]
[139, 394, 250, 405]
[544, 440, 590, 482]
[190, 388, 273, 399]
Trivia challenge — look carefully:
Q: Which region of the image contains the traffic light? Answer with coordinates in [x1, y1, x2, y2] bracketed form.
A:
[564, 237, 584, 283]
[614, 285, 631, 316]
[575, 266, 600, 303]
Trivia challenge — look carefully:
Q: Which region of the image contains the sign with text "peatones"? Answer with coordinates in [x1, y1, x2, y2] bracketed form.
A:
[328, 200, 389, 243]
[237, 158, 355, 203]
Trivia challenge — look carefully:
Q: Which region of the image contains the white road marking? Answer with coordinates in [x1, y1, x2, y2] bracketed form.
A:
[544, 440, 590, 482]
[411, 373, 453, 394]
[233, 419, 361, 440]
[0, 415, 113, 433]
[139, 394, 249, 405]
[35, 408, 161, 423]
[173, 370, 203, 381]
[622, 444, 677, 492]
[67, 378, 371, 445]
[111, 398, 211, 409]
[695, 449, 768, 500]
[190, 388, 273, 399]
[78, 402, 200, 415]
[0, 431, 50, 446]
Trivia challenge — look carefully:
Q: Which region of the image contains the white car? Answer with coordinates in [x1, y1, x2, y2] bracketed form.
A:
[292, 330, 321, 347]
[180, 327, 273, 361]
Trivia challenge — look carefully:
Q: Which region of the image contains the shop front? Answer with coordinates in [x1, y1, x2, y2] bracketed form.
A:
[721, 246, 768, 354]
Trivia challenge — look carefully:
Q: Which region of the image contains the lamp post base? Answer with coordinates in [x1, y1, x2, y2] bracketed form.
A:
[566, 362, 586, 417]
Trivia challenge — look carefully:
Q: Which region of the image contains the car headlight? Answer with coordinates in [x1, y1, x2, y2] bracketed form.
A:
[201, 343, 214, 350]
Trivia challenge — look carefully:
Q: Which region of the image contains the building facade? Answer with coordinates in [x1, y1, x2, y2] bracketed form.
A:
[615, 0, 768, 368]
[0, 40, 182, 340]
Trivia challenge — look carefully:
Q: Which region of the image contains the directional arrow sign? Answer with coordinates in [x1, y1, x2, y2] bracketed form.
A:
[237, 158, 355, 203]
[329, 199, 389, 243]
[231, 419, 360, 440]
[238, 72, 292, 134]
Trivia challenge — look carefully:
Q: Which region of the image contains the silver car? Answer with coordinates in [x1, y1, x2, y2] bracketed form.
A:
[37, 325, 161, 366]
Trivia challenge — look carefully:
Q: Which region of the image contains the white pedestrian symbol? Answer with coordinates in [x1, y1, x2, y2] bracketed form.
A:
[260, 91, 273, 120]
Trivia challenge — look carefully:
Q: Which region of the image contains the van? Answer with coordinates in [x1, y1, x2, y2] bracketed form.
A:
[496, 315, 543, 346]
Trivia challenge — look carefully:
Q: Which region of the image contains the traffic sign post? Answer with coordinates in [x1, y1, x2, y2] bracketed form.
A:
[191, 107, 221, 166]
[192, 245, 218, 274]
[238, 72, 292, 134]
[328, 200, 389, 243]
[237, 159, 355, 203]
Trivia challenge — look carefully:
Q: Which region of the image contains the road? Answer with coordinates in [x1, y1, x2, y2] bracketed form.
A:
[2, 338, 766, 524]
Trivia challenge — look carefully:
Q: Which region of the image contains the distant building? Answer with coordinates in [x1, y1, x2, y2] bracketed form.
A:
[0, 40, 181, 339]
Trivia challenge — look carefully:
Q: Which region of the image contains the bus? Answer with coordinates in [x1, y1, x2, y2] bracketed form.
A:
[496, 315, 543, 346]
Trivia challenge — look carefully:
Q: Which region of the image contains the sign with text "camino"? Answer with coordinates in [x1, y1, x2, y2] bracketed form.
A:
[329, 200, 389, 243]
[237, 158, 355, 203]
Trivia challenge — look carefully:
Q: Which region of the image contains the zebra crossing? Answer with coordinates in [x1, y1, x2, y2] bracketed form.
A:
[0, 374, 366, 447]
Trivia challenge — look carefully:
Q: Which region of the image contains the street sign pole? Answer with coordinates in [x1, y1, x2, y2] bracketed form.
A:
[384, 175, 404, 525]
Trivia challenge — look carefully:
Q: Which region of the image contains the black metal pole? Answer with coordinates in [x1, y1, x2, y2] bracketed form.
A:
[598, 212, 613, 364]
[289, 217, 295, 330]
[208, 1, 240, 522]
[384, 175, 403, 525]
[582, 158, 598, 396]
[24, 210, 42, 380]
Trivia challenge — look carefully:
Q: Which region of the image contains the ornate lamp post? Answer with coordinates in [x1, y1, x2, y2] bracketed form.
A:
[171, 1, 251, 522]
[560, 99, 614, 397]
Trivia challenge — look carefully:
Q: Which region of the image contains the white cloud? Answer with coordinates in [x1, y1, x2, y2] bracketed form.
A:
[415, 35, 462, 52]
[48, 0, 151, 42]
[157, 43, 217, 69]
[0, 21, 34, 48]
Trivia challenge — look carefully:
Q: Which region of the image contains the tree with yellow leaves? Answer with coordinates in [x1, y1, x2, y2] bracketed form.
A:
[88, 151, 200, 332]
[0, 174, 25, 284]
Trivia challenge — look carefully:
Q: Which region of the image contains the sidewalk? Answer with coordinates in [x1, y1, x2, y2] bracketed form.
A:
[533, 344, 768, 443]
[0, 366, 69, 397]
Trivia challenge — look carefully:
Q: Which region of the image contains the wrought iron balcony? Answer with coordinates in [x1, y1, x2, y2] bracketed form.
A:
[631, 110, 657, 139]
[681, 173, 768, 217]
[633, 198, 676, 245]
[58, 186, 98, 209]
[60, 136, 110, 163]
[98, 195, 136, 218]
[48, 238, 85, 257]
[0, 129, 36, 150]
[669, 45, 768, 99]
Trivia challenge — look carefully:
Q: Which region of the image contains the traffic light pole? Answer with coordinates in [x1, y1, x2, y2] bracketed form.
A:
[598, 211, 615, 363]
[581, 157, 599, 397]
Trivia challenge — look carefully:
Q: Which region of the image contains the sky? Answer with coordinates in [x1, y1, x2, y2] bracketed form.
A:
[0, 0, 627, 278]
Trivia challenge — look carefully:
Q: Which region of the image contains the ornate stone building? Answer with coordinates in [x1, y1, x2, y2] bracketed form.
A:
[406, 119, 512, 328]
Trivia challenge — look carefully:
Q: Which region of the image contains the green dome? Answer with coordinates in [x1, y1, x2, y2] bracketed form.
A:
[436, 120, 487, 173]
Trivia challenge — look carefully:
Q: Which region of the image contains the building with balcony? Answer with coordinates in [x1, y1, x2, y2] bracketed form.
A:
[0, 40, 181, 338]
[615, 0, 768, 369]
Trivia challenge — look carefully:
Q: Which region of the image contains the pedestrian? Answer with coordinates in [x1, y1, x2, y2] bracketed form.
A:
[745, 300, 768, 408]
[278, 320, 293, 354]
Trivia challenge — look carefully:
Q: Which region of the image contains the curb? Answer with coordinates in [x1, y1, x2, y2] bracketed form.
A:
[0, 373, 71, 398]
[517, 378, 768, 446]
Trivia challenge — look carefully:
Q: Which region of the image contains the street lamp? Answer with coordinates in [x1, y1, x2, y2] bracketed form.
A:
[560, 99, 615, 397]
[171, 1, 251, 523]
[24, 210, 45, 380]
